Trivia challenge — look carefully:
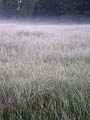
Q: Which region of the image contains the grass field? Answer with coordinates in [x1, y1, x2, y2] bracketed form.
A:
[0, 24, 90, 120]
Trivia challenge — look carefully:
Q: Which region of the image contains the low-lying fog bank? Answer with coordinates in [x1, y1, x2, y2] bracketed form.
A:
[0, 15, 90, 27]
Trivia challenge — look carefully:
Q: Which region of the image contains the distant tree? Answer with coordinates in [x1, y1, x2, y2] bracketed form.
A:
[33, 0, 62, 16]
[85, 0, 90, 14]
[18, 0, 39, 16]
[17, 0, 23, 12]
[16, 0, 23, 16]
[79, 0, 86, 14]
[3, 0, 18, 16]
[0, 0, 3, 15]
[1, 0, 90, 17]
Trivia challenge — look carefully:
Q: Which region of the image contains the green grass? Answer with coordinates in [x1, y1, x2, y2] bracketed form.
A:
[0, 24, 90, 120]
[0, 81, 90, 120]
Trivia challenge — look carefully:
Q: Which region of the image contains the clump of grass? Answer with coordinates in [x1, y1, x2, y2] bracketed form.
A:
[0, 81, 90, 120]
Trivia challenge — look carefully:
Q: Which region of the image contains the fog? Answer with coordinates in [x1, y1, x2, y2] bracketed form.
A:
[0, 15, 90, 28]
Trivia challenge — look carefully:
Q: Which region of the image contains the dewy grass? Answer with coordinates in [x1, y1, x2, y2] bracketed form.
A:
[0, 81, 90, 120]
[0, 24, 90, 119]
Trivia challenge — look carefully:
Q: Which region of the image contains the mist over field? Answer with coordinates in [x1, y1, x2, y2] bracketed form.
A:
[0, 23, 90, 119]
[0, 0, 90, 119]
[1, 23, 90, 83]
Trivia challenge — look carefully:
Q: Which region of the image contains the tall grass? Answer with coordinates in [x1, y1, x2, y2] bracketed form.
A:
[0, 24, 90, 119]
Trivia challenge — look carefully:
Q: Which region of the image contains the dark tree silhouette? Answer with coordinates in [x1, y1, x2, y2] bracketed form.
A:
[79, 0, 86, 14]
[0, 0, 90, 17]
[34, 0, 62, 16]
[3, 0, 18, 16]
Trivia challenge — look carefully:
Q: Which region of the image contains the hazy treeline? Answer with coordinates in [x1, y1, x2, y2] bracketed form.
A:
[0, 0, 90, 17]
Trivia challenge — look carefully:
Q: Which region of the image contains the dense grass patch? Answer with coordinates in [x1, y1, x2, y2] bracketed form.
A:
[0, 81, 90, 120]
[0, 24, 90, 119]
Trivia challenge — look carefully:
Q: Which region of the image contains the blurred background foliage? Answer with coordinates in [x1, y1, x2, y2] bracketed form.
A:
[0, 0, 90, 17]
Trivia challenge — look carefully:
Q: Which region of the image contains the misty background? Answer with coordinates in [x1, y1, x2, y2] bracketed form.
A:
[0, 0, 90, 17]
[0, 0, 90, 24]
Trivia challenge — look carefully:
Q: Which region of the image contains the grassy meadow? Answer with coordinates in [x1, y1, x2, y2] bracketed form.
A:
[0, 24, 90, 120]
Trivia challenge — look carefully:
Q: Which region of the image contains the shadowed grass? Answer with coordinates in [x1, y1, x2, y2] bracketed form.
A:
[0, 81, 90, 120]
